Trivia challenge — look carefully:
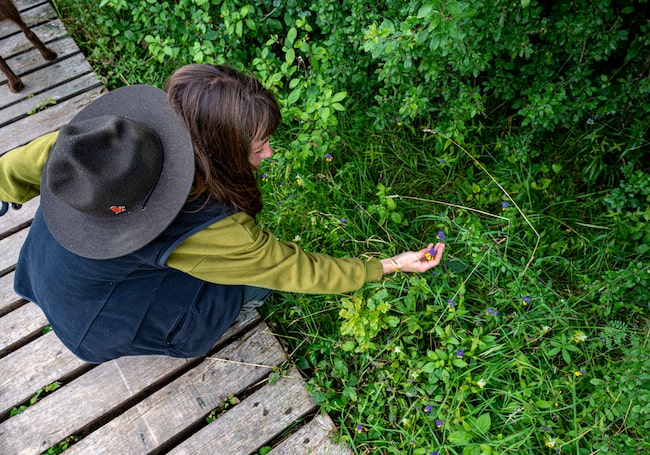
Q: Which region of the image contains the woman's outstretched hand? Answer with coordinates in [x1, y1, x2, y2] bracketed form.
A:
[380, 242, 446, 274]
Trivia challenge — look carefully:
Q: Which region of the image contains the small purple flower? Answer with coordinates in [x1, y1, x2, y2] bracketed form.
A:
[280, 181, 285, 186]
[340, 218, 348, 224]
[425, 248, 436, 261]
[440, 159, 447, 165]
[435, 419, 444, 428]
[457, 349, 464, 358]
[437, 231, 445, 241]
[522, 296, 531, 305]
[486, 307, 498, 316]
[424, 404, 433, 413]
[325, 153, 333, 162]
[501, 201, 509, 210]
[431, 452, 440, 455]
[552, 414, 558, 422]
[261, 173, 268, 181]
[447, 298, 455, 312]
[356, 424, 365, 433]
[541, 425, 549, 433]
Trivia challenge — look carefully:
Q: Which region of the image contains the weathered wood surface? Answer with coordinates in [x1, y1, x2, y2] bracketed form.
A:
[0, 2, 352, 453]
[1, 0, 105, 154]
[168, 367, 316, 455]
[0, 313, 261, 455]
[64, 322, 287, 455]
[270, 414, 351, 455]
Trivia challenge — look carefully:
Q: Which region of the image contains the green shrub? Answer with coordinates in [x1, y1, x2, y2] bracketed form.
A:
[47, 0, 650, 452]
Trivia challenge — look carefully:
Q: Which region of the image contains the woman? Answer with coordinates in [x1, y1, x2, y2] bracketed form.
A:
[0, 64, 445, 363]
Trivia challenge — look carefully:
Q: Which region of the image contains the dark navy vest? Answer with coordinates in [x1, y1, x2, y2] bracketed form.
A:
[14, 197, 242, 363]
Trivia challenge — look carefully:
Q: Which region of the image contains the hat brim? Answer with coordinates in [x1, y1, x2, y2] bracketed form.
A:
[41, 85, 195, 259]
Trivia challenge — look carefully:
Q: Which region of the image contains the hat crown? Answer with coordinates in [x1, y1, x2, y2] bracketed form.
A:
[46, 115, 163, 218]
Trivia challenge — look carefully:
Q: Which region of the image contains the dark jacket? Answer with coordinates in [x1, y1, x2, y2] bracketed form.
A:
[15, 198, 241, 363]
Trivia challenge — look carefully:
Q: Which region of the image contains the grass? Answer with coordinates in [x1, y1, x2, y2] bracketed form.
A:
[48, 1, 650, 453]
[255, 124, 649, 454]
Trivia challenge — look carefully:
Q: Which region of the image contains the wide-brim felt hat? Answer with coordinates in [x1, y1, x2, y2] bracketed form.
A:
[41, 85, 195, 260]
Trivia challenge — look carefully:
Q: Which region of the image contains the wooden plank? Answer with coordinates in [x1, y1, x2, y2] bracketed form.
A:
[1, 85, 105, 153]
[65, 322, 286, 454]
[0, 330, 87, 417]
[269, 414, 352, 455]
[14, 0, 50, 12]
[0, 312, 262, 455]
[0, 19, 67, 60]
[0, 34, 83, 86]
[1, 72, 102, 128]
[0, 2, 58, 40]
[0, 198, 38, 238]
[0, 228, 28, 274]
[0, 272, 22, 316]
[0, 302, 47, 357]
[169, 367, 316, 455]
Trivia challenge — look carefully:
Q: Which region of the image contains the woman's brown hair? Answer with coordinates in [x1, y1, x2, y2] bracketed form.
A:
[165, 64, 281, 217]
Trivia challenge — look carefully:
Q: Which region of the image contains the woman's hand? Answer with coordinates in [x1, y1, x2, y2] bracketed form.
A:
[380, 242, 446, 274]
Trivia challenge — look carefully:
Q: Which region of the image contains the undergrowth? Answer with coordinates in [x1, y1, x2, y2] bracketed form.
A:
[48, 0, 650, 453]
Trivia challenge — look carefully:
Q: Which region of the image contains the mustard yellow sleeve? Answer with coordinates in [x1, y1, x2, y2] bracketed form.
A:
[166, 211, 384, 294]
[0, 131, 59, 203]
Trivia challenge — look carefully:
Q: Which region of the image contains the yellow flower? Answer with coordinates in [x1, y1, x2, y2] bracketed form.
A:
[545, 438, 556, 448]
[573, 331, 587, 343]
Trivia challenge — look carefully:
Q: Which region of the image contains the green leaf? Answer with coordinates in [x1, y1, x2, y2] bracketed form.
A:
[452, 359, 467, 368]
[286, 27, 297, 47]
[320, 107, 331, 124]
[535, 400, 555, 408]
[385, 316, 400, 327]
[417, 3, 435, 19]
[331, 91, 348, 103]
[422, 362, 437, 373]
[447, 260, 468, 273]
[448, 431, 473, 445]
[475, 413, 491, 433]
[521, 0, 530, 7]
[287, 88, 301, 105]
[285, 47, 296, 64]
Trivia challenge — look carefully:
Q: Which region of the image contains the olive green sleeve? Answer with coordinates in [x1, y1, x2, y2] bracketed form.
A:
[0, 131, 59, 203]
[166, 211, 384, 294]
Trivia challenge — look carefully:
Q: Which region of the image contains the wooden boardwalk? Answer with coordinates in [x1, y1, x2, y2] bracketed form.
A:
[1, 1, 350, 454]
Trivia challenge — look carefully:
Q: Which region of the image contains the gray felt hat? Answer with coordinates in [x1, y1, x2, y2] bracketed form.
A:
[40, 85, 194, 259]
